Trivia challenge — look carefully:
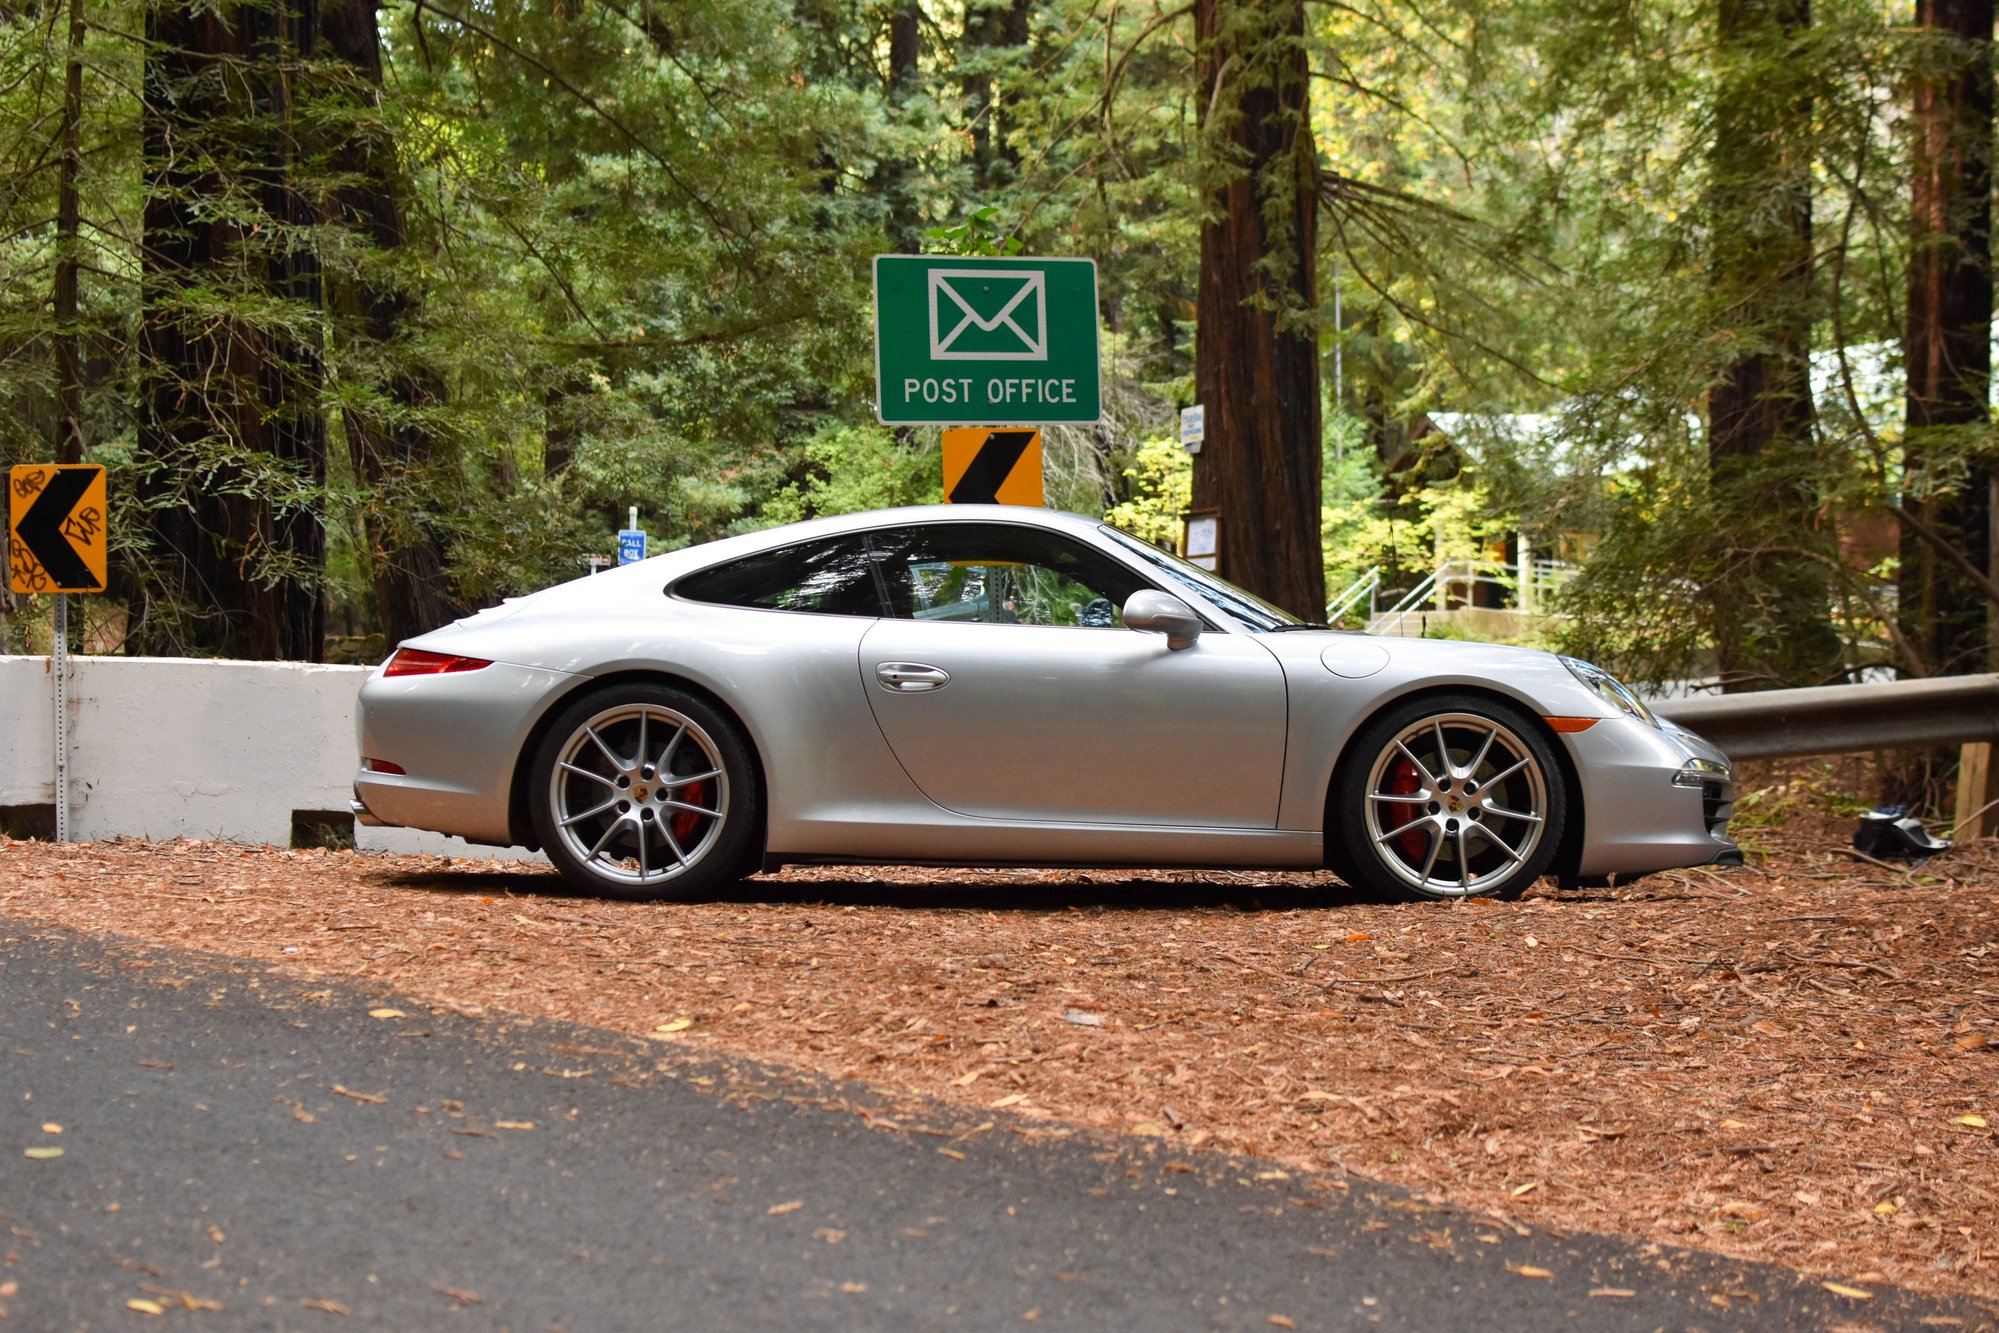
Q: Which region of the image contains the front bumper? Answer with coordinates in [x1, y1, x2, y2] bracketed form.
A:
[1567, 715, 1740, 877]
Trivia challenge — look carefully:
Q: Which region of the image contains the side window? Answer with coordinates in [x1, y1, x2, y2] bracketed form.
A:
[868, 524, 1149, 627]
[675, 536, 886, 616]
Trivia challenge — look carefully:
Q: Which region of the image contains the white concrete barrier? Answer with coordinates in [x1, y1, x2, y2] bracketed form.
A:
[0, 655, 536, 859]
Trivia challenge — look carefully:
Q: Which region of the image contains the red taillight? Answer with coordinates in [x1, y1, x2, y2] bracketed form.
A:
[383, 648, 492, 678]
[363, 758, 406, 775]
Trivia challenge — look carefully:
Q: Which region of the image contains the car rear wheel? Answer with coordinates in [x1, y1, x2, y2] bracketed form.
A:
[529, 684, 760, 901]
[1332, 693, 1566, 901]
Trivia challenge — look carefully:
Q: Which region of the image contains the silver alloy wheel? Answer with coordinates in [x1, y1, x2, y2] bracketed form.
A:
[1361, 711, 1549, 897]
[547, 702, 730, 888]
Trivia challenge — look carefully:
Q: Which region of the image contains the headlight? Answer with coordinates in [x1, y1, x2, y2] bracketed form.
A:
[1673, 756, 1732, 787]
[1559, 656, 1659, 728]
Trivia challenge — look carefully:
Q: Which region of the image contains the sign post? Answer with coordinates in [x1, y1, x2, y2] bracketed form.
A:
[617, 505, 647, 566]
[9, 463, 109, 843]
[873, 256, 1101, 426]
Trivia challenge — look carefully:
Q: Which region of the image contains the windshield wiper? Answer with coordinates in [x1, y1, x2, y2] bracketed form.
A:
[1262, 621, 1334, 632]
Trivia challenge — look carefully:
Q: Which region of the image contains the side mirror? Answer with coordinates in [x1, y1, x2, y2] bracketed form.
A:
[1124, 590, 1203, 650]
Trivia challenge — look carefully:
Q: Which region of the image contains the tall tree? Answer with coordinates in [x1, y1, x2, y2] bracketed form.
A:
[320, 0, 464, 644]
[964, 0, 1030, 195]
[1899, 0, 1995, 677]
[1705, 0, 1841, 689]
[133, 0, 327, 659]
[1190, 0, 1324, 621]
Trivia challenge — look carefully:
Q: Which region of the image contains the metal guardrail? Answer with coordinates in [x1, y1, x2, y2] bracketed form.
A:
[1652, 673, 1999, 760]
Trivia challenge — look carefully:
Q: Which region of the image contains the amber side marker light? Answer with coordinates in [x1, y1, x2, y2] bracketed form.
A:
[1542, 716, 1600, 733]
[383, 648, 492, 678]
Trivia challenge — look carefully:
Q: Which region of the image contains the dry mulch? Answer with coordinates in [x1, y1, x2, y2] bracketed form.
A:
[2, 773, 1995, 1309]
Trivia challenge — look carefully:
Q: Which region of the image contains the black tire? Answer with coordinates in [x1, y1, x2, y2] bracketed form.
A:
[1329, 692, 1567, 902]
[528, 683, 762, 901]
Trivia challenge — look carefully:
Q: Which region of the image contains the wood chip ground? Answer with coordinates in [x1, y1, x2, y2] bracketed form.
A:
[3, 764, 1994, 1307]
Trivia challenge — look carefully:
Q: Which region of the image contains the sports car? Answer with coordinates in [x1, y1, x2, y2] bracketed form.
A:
[350, 504, 1739, 902]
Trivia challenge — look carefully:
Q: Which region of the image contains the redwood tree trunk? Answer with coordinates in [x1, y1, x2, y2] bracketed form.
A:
[1706, 0, 1839, 689]
[321, 0, 465, 643]
[135, 0, 326, 661]
[1900, 0, 1995, 678]
[1189, 0, 1324, 621]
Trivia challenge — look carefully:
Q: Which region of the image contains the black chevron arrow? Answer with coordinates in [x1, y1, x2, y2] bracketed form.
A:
[948, 430, 1036, 505]
[16, 468, 98, 591]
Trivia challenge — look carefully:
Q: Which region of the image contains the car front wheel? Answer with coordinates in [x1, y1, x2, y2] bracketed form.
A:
[529, 684, 761, 901]
[1332, 693, 1566, 901]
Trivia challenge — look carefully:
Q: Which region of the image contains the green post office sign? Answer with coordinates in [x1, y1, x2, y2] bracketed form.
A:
[873, 255, 1102, 425]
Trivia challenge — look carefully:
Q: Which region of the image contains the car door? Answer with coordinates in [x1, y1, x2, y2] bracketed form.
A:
[858, 521, 1288, 827]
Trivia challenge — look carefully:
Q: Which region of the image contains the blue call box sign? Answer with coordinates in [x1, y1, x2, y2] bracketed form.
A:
[873, 255, 1102, 425]
[617, 529, 647, 565]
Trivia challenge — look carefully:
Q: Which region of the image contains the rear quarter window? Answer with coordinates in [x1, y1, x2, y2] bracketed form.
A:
[674, 535, 886, 617]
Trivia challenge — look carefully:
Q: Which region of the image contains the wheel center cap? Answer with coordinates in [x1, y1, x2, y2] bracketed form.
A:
[633, 784, 649, 802]
[1447, 796, 1463, 813]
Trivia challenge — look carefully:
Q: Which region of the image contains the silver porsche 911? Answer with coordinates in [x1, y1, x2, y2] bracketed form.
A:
[351, 504, 1738, 902]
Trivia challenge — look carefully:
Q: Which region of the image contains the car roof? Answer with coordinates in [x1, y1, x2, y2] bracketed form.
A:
[618, 505, 1114, 584]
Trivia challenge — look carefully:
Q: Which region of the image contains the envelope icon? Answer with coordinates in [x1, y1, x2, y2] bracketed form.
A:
[928, 269, 1047, 361]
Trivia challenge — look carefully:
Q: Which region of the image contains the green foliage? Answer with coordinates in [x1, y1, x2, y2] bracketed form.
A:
[756, 422, 944, 528]
[0, 0, 1977, 687]
[1104, 436, 1191, 548]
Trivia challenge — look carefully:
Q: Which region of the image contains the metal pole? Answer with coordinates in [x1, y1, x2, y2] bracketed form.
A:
[54, 592, 69, 841]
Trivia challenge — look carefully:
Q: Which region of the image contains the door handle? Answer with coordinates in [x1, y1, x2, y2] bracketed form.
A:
[875, 662, 951, 693]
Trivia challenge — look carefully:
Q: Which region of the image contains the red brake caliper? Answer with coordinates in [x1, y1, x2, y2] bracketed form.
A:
[671, 781, 709, 846]
[1383, 758, 1427, 864]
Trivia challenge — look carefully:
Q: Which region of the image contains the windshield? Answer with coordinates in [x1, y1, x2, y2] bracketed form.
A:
[1098, 524, 1304, 632]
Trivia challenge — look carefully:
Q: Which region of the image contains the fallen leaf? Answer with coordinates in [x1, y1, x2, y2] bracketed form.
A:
[1063, 1009, 1105, 1027]
[1873, 1202, 1898, 1216]
[126, 1298, 165, 1316]
[22, 1147, 62, 1160]
[1267, 1317, 1296, 1329]
[331, 1086, 386, 1105]
[952, 1070, 981, 1087]
[839, 1282, 867, 1294]
[1750, 1019, 1786, 1037]
[654, 1017, 694, 1035]
[1822, 1282, 1875, 1300]
[991, 1093, 1028, 1108]
[494, 1120, 535, 1131]
[1718, 1118, 1749, 1130]
[1130, 1122, 1167, 1137]
[293, 1105, 315, 1124]
[1510, 1181, 1540, 1197]
[813, 1229, 846, 1244]
[1589, 1288, 1635, 1299]
[300, 1297, 351, 1314]
[432, 1285, 481, 1306]
[1023, 1308, 1042, 1321]
[1346, 932, 1371, 943]
[768, 1201, 804, 1216]
[207, 1226, 225, 1244]
[138, 1285, 224, 1313]
[937, 1147, 966, 1161]
[1952, 1114, 1987, 1128]
[1718, 1201, 1764, 1220]
[1506, 1264, 1554, 1280]
[367, 1008, 405, 1020]
[1954, 1034, 1987, 1051]
[40, 1123, 61, 1134]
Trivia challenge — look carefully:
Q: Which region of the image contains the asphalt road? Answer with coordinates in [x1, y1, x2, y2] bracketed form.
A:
[1, 917, 1985, 1331]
